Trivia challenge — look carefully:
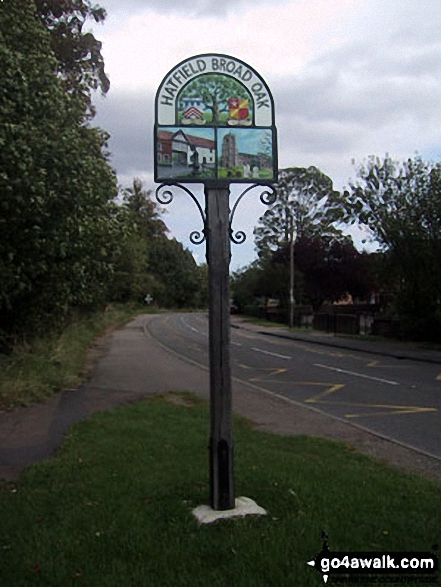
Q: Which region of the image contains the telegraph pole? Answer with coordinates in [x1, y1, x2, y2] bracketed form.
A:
[289, 214, 295, 329]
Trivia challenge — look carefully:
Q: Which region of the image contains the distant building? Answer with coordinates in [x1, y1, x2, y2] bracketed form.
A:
[220, 132, 271, 170]
[238, 152, 271, 169]
[157, 130, 173, 165]
[157, 130, 215, 166]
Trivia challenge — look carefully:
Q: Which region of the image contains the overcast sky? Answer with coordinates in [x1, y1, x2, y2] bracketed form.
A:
[91, 0, 441, 270]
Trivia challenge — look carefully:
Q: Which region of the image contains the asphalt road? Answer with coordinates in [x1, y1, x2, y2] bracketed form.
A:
[146, 312, 441, 459]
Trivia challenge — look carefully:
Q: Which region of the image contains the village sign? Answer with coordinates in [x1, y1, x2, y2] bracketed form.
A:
[155, 53, 277, 185]
[154, 54, 277, 515]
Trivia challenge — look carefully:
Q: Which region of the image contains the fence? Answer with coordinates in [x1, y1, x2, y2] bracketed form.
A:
[243, 303, 401, 337]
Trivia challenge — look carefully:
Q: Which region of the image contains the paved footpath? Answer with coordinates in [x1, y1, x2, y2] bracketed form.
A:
[1, 314, 441, 483]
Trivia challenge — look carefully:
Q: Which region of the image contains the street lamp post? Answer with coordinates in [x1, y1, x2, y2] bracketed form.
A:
[289, 213, 295, 329]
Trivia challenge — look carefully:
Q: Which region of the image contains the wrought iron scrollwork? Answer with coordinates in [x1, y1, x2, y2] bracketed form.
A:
[155, 183, 207, 245]
[229, 184, 277, 245]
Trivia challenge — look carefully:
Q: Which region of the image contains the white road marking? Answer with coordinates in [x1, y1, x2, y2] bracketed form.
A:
[313, 363, 399, 385]
[180, 315, 200, 333]
[251, 347, 291, 360]
[231, 341, 243, 347]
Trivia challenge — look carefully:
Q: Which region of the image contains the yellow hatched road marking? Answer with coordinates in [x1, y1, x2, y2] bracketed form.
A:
[235, 361, 437, 418]
[236, 363, 289, 381]
[305, 383, 345, 403]
[344, 403, 437, 418]
[310, 398, 437, 417]
[249, 368, 289, 382]
[236, 365, 345, 398]
[366, 359, 410, 369]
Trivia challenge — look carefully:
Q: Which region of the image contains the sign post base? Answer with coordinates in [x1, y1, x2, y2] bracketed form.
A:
[193, 496, 267, 524]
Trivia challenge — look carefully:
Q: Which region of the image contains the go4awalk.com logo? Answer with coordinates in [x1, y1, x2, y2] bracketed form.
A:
[307, 534, 439, 584]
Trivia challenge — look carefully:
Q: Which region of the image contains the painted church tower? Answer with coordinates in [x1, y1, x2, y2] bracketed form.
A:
[221, 133, 238, 168]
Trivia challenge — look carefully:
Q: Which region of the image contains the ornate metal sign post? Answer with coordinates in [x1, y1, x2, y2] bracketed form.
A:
[154, 54, 277, 511]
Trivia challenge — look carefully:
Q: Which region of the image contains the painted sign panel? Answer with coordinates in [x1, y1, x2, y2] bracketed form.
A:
[155, 53, 277, 185]
[157, 127, 216, 180]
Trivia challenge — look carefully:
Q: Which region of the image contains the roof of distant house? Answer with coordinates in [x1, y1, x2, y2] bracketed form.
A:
[158, 129, 214, 150]
[186, 133, 215, 150]
[157, 130, 174, 141]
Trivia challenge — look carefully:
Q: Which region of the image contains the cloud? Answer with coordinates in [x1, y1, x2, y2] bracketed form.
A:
[96, 0, 358, 93]
[89, 0, 441, 266]
[102, 0, 292, 18]
[270, 10, 441, 182]
[94, 91, 155, 180]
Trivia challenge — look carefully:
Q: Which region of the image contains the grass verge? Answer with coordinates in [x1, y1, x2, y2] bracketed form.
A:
[241, 316, 289, 329]
[1, 393, 439, 586]
[241, 316, 320, 333]
[0, 304, 155, 409]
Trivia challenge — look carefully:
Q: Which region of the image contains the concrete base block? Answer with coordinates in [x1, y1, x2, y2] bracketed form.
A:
[192, 496, 267, 524]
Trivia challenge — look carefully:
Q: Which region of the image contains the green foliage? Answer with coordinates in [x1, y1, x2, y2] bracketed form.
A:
[108, 179, 205, 309]
[343, 155, 441, 340]
[106, 205, 151, 303]
[344, 156, 441, 247]
[232, 260, 303, 313]
[271, 235, 374, 308]
[34, 0, 109, 116]
[254, 166, 344, 260]
[148, 236, 202, 308]
[196, 263, 209, 308]
[233, 235, 373, 312]
[0, 304, 148, 408]
[106, 180, 166, 304]
[0, 0, 118, 347]
[120, 178, 167, 239]
[231, 263, 262, 311]
[0, 4, 206, 350]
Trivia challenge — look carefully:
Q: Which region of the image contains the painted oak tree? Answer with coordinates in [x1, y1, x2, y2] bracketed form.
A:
[180, 74, 250, 124]
[254, 167, 344, 259]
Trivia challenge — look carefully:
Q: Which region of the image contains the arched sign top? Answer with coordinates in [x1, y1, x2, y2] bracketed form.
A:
[156, 53, 275, 127]
[154, 53, 277, 185]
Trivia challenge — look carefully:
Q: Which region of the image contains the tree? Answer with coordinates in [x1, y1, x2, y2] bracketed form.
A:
[181, 75, 250, 124]
[148, 237, 201, 308]
[232, 235, 374, 315]
[121, 179, 167, 240]
[258, 130, 272, 158]
[109, 179, 206, 309]
[196, 263, 209, 308]
[34, 0, 110, 115]
[343, 155, 441, 340]
[108, 179, 167, 304]
[231, 263, 263, 312]
[273, 235, 373, 308]
[254, 167, 344, 259]
[106, 203, 152, 303]
[0, 0, 118, 345]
